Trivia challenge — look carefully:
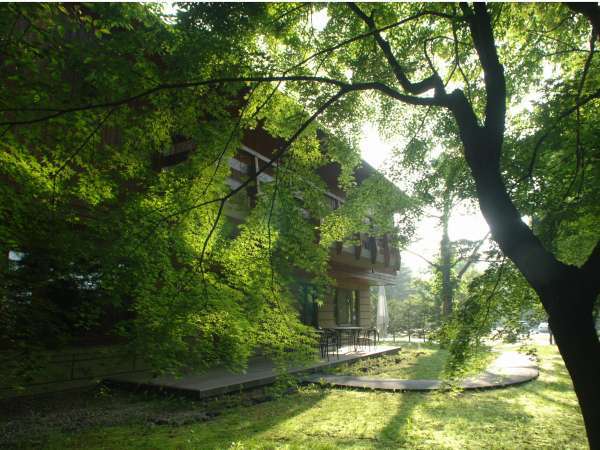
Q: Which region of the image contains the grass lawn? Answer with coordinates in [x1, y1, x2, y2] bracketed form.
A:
[1, 344, 587, 449]
[324, 342, 494, 380]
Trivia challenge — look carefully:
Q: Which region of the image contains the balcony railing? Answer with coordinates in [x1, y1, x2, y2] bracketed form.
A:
[333, 232, 400, 270]
[226, 150, 401, 272]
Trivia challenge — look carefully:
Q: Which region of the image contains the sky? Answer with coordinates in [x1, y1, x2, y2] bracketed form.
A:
[358, 66, 557, 276]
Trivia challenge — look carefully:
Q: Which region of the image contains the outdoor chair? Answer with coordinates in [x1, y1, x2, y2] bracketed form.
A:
[318, 329, 340, 360]
[356, 328, 379, 351]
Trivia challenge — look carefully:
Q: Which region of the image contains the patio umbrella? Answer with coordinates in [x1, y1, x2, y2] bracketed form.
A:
[376, 285, 389, 338]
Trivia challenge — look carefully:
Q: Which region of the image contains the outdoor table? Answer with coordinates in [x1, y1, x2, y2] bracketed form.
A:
[325, 326, 379, 351]
[328, 326, 366, 351]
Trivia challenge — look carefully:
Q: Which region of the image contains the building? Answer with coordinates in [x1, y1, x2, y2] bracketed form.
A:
[219, 127, 401, 331]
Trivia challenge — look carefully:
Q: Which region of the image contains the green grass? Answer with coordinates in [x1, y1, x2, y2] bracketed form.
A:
[325, 342, 494, 380]
[1, 345, 587, 449]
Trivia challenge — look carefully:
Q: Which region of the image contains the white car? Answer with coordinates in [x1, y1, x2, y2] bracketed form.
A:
[537, 322, 549, 333]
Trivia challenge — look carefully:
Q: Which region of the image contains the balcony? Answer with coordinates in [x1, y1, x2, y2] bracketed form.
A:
[330, 232, 400, 274]
[223, 151, 401, 276]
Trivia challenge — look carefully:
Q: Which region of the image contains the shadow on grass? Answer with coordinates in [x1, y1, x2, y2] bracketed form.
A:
[521, 356, 579, 410]
[376, 349, 445, 446]
[375, 350, 534, 449]
[1, 382, 329, 449]
[533, 359, 576, 392]
[323, 343, 445, 380]
[526, 388, 579, 410]
[183, 388, 330, 449]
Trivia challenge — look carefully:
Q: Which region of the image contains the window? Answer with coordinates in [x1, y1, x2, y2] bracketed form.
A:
[8, 250, 25, 271]
[326, 195, 338, 210]
[335, 288, 359, 326]
[299, 284, 319, 327]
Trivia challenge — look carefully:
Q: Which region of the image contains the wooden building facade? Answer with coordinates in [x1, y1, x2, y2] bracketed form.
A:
[216, 127, 401, 330]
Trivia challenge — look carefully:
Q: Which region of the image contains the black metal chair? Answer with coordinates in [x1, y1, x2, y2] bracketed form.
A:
[318, 329, 340, 360]
[357, 327, 379, 351]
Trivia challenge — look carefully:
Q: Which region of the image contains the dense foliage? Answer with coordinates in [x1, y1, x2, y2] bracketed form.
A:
[0, 3, 412, 378]
[2, 2, 600, 444]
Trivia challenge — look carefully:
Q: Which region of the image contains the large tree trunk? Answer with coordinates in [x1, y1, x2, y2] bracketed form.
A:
[466, 148, 600, 449]
[546, 280, 600, 450]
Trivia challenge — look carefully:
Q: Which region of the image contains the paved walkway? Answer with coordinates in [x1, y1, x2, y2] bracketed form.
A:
[304, 351, 538, 391]
[106, 345, 401, 399]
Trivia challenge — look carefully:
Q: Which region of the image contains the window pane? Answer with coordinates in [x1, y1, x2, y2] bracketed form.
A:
[336, 288, 359, 325]
[299, 284, 318, 327]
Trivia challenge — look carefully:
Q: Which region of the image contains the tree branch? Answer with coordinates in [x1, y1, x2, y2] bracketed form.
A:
[154, 88, 349, 226]
[0, 76, 344, 125]
[199, 84, 260, 198]
[266, 3, 309, 27]
[524, 87, 600, 181]
[451, 13, 473, 104]
[267, 160, 281, 304]
[347, 2, 447, 99]
[463, 3, 506, 150]
[1, 76, 442, 127]
[289, 9, 461, 76]
[403, 248, 440, 270]
[573, 31, 596, 186]
[168, 89, 349, 294]
[197, 198, 226, 287]
[456, 231, 491, 280]
[478, 258, 507, 336]
[51, 107, 118, 212]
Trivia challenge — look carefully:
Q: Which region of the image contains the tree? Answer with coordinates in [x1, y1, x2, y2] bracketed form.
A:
[407, 153, 488, 319]
[383, 265, 416, 339]
[366, 4, 600, 444]
[0, 3, 413, 381]
[2, 2, 600, 446]
[388, 292, 436, 343]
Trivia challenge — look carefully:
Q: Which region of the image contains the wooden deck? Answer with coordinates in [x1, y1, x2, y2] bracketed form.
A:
[105, 345, 401, 399]
[305, 351, 539, 391]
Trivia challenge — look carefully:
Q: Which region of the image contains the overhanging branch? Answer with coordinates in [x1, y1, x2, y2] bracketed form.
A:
[456, 231, 491, 280]
[403, 248, 440, 270]
[290, 9, 461, 75]
[524, 87, 600, 181]
[154, 88, 348, 225]
[1, 76, 440, 127]
[347, 2, 448, 100]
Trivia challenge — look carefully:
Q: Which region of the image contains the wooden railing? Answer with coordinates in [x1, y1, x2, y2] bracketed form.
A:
[334, 232, 400, 270]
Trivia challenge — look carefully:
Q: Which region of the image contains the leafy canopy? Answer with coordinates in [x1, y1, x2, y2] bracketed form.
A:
[0, 3, 413, 377]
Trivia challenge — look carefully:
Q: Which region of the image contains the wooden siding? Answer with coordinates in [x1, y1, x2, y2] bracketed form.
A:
[358, 287, 372, 327]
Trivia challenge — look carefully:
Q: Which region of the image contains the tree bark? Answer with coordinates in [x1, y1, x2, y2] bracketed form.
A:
[440, 197, 454, 317]
[545, 277, 600, 450]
